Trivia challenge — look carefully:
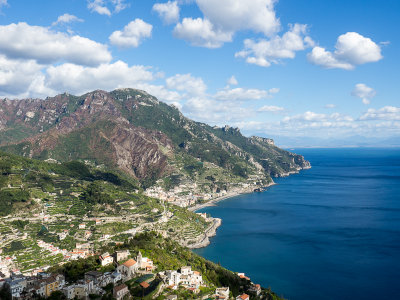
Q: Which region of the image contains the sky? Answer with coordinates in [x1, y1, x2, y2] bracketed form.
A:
[0, 0, 399, 145]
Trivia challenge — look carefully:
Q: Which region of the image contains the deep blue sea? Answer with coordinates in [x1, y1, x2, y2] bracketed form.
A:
[194, 148, 400, 300]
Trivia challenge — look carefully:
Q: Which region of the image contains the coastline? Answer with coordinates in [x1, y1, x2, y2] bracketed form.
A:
[188, 182, 277, 213]
[186, 166, 311, 249]
[186, 182, 277, 249]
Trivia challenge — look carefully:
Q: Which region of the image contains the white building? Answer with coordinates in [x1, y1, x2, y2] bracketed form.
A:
[117, 259, 138, 280]
[160, 266, 202, 289]
[137, 251, 154, 271]
[99, 252, 113, 266]
[114, 250, 130, 262]
[215, 287, 230, 300]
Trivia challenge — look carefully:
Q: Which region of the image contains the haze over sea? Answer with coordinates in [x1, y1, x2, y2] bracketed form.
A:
[194, 148, 400, 300]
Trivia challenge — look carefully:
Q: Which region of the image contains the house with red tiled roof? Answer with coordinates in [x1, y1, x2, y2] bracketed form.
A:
[236, 293, 250, 300]
[117, 259, 138, 280]
[99, 252, 113, 266]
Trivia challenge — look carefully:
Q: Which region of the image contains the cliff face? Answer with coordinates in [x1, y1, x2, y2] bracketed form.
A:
[0, 88, 310, 186]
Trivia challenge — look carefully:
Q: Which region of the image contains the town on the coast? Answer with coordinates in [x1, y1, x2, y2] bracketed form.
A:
[1, 246, 262, 299]
[0, 88, 309, 299]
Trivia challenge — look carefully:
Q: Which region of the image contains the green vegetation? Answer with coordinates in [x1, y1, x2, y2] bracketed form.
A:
[50, 232, 283, 300]
[80, 181, 113, 205]
[1, 89, 308, 191]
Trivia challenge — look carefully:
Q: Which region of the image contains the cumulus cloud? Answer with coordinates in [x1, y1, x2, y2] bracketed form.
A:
[227, 76, 238, 86]
[0, 55, 43, 96]
[235, 24, 314, 67]
[0, 22, 111, 66]
[173, 0, 280, 48]
[109, 19, 152, 48]
[44, 61, 154, 96]
[258, 105, 284, 112]
[52, 14, 83, 26]
[173, 18, 233, 48]
[153, 1, 180, 24]
[183, 96, 255, 123]
[308, 32, 383, 70]
[136, 83, 182, 103]
[352, 83, 376, 105]
[359, 106, 400, 121]
[166, 73, 207, 96]
[87, 0, 128, 16]
[215, 87, 278, 101]
[196, 0, 280, 37]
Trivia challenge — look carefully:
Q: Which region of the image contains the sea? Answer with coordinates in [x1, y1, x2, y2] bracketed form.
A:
[193, 148, 400, 300]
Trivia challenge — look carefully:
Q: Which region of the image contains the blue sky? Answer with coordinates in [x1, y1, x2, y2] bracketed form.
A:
[0, 0, 399, 144]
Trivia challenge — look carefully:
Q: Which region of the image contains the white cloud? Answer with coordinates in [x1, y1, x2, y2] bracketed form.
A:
[183, 96, 255, 123]
[227, 76, 238, 86]
[325, 104, 336, 109]
[359, 106, 400, 121]
[235, 24, 314, 67]
[109, 19, 152, 48]
[269, 87, 280, 94]
[215, 87, 278, 101]
[88, 0, 111, 15]
[351, 83, 376, 105]
[173, 0, 280, 48]
[0, 22, 111, 66]
[87, 0, 128, 16]
[308, 32, 383, 70]
[166, 73, 207, 96]
[196, 0, 280, 37]
[173, 18, 233, 48]
[136, 83, 182, 103]
[258, 105, 284, 112]
[0, 55, 43, 96]
[283, 111, 354, 124]
[52, 14, 83, 26]
[44, 61, 154, 96]
[113, 0, 128, 13]
[153, 1, 180, 24]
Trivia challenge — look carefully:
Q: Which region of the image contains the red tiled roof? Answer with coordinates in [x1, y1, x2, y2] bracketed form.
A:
[239, 294, 249, 300]
[123, 259, 137, 267]
[140, 281, 150, 288]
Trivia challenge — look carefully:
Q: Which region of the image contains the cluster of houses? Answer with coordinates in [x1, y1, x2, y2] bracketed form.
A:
[145, 182, 258, 209]
[0, 249, 155, 299]
[37, 240, 93, 261]
[0, 255, 13, 278]
[0, 271, 66, 299]
[158, 266, 203, 292]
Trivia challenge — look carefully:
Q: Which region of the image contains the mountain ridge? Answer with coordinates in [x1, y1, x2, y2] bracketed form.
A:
[0, 88, 310, 191]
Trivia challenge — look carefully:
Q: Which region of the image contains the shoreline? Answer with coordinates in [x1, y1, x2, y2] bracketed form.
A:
[186, 167, 310, 249]
[186, 182, 277, 249]
[188, 181, 277, 213]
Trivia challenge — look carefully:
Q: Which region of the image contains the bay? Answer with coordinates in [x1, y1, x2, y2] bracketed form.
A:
[194, 148, 400, 300]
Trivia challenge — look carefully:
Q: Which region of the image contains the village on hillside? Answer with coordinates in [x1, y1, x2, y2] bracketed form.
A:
[1, 247, 262, 299]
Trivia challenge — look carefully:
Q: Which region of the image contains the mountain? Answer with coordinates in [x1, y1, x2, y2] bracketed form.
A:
[0, 89, 310, 190]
